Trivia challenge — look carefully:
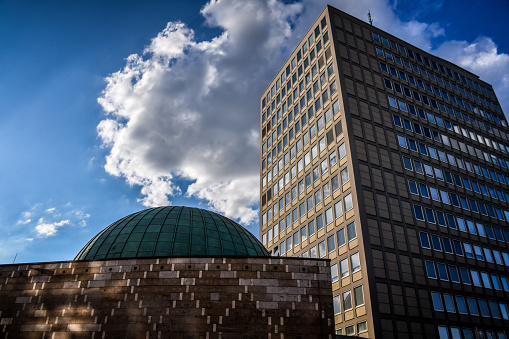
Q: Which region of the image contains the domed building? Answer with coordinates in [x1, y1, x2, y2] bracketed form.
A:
[75, 206, 270, 260]
[0, 206, 335, 338]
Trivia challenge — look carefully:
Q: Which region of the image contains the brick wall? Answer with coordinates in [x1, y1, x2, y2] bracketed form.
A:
[0, 257, 334, 338]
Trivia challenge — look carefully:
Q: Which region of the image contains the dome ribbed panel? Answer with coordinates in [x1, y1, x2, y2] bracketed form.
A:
[75, 206, 269, 260]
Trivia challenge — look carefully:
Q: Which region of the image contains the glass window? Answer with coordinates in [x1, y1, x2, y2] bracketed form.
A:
[414, 205, 425, 220]
[351, 252, 361, 273]
[327, 234, 335, 253]
[341, 167, 350, 185]
[357, 321, 367, 334]
[337, 228, 346, 247]
[340, 258, 349, 278]
[344, 193, 353, 211]
[318, 240, 326, 258]
[478, 300, 490, 317]
[438, 326, 449, 339]
[432, 292, 443, 311]
[345, 325, 355, 336]
[308, 220, 315, 236]
[455, 296, 468, 314]
[437, 263, 449, 281]
[325, 207, 333, 225]
[467, 298, 479, 315]
[343, 290, 352, 311]
[426, 261, 437, 279]
[333, 295, 341, 314]
[353, 285, 364, 306]
[331, 263, 338, 282]
[310, 245, 317, 258]
[444, 294, 455, 313]
[347, 221, 356, 241]
[420, 232, 430, 248]
[316, 214, 324, 230]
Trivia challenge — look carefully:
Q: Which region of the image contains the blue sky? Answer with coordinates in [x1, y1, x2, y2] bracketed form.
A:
[0, 0, 508, 264]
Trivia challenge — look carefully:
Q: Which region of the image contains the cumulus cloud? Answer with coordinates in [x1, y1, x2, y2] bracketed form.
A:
[35, 219, 70, 238]
[97, 0, 302, 224]
[97, 0, 508, 226]
[15, 203, 90, 238]
[1, 202, 91, 263]
[435, 37, 509, 111]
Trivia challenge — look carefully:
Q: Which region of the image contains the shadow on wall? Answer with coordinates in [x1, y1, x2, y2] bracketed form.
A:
[0, 257, 334, 338]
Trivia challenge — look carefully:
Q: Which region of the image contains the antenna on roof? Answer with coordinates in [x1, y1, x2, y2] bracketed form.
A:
[368, 10, 373, 25]
[13, 253, 18, 264]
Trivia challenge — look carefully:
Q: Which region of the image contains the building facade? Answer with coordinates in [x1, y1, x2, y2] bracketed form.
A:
[259, 5, 509, 338]
[0, 206, 336, 338]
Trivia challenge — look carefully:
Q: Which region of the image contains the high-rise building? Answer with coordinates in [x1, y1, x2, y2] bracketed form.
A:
[259, 5, 509, 338]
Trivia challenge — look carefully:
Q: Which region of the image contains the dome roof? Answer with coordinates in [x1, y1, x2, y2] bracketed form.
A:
[75, 206, 269, 260]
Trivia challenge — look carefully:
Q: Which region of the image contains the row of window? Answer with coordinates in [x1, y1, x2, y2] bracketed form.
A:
[332, 284, 365, 313]
[262, 61, 335, 126]
[425, 259, 509, 292]
[411, 179, 509, 225]
[262, 135, 348, 220]
[402, 152, 509, 221]
[266, 166, 350, 222]
[272, 220, 356, 259]
[395, 114, 509, 186]
[410, 178, 509, 233]
[379, 56, 501, 120]
[437, 325, 506, 339]
[393, 106, 509, 173]
[262, 189, 356, 245]
[431, 291, 509, 320]
[392, 98, 509, 157]
[371, 31, 499, 111]
[419, 231, 509, 267]
[402, 156, 509, 223]
[262, 61, 336, 135]
[398, 133, 509, 200]
[390, 95, 509, 156]
[410, 178, 509, 223]
[262, 162, 351, 226]
[261, 93, 339, 170]
[262, 102, 341, 188]
[412, 191, 509, 243]
[263, 130, 341, 191]
[262, 18, 329, 113]
[264, 16, 328, 104]
[407, 160, 509, 205]
[335, 320, 368, 337]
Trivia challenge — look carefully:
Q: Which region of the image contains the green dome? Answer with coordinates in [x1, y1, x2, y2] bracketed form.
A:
[75, 206, 269, 260]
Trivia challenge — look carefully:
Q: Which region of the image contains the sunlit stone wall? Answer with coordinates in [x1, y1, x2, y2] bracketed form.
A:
[0, 257, 334, 338]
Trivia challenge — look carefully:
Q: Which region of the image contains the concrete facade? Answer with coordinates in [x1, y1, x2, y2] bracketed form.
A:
[0, 257, 334, 338]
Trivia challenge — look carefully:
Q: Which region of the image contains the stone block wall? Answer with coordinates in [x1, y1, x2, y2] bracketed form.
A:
[0, 257, 334, 338]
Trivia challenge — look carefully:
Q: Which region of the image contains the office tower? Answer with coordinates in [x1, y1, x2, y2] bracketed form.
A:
[259, 5, 509, 338]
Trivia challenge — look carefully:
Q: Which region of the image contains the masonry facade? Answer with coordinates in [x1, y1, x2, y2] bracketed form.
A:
[0, 257, 334, 338]
[260, 5, 509, 338]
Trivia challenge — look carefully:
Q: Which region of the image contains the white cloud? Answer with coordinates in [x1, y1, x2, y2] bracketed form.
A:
[35, 220, 70, 238]
[17, 218, 31, 225]
[435, 37, 509, 111]
[97, 0, 302, 225]
[46, 207, 56, 213]
[97, 0, 508, 226]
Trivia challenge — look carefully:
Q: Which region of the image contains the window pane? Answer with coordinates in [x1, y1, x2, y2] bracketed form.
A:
[333, 295, 341, 314]
[331, 263, 338, 282]
[343, 290, 352, 310]
[353, 285, 364, 306]
[351, 252, 361, 273]
[347, 221, 356, 240]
